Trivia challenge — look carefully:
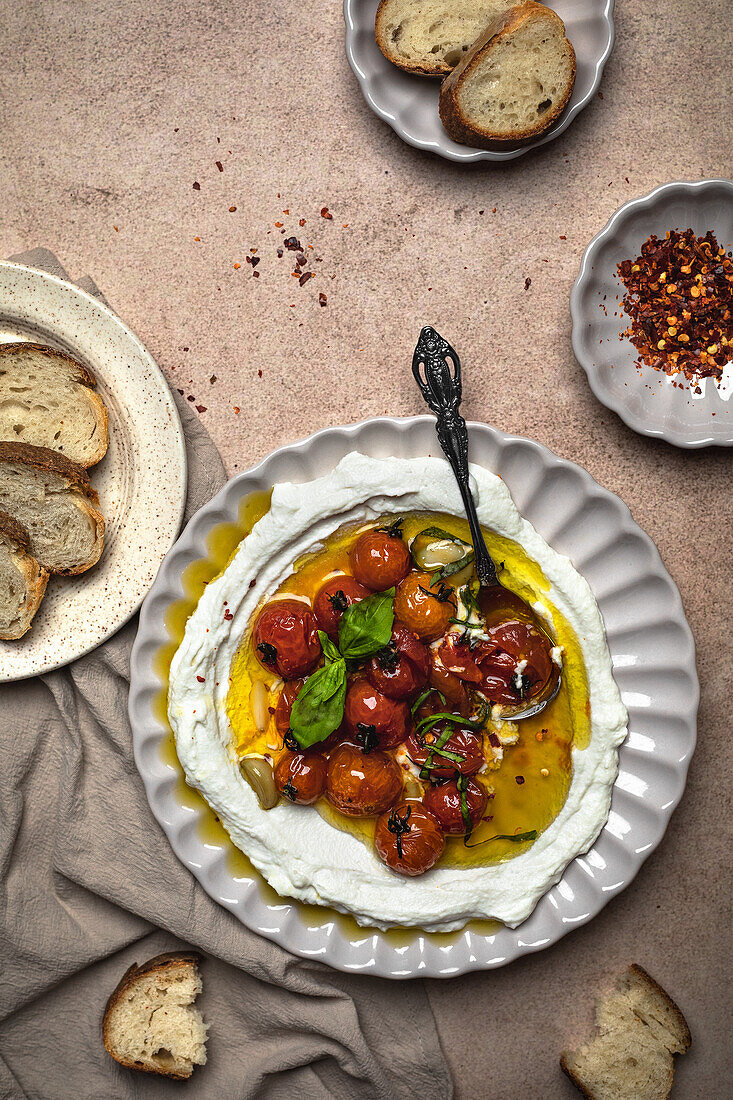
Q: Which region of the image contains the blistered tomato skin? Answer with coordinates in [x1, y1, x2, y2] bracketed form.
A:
[374, 800, 445, 876]
[253, 599, 321, 679]
[325, 744, 403, 817]
[274, 751, 327, 805]
[394, 572, 454, 641]
[439, 621, 553, 704]
[343, 678, 411, 749]
[274, 679, 304, 733]
[429, 656, 472, 716]
[351, 529, 411, 590]
[405, 727, 485, 779]
[313, 576, 371, 638]
[367, 622, 430, 700]
[423, 779, 488, 835]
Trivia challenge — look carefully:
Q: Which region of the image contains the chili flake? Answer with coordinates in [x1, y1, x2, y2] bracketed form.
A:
[617, 228, 733, 384]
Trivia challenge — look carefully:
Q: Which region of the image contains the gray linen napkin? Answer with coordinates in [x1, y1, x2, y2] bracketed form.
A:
[0, 252, 453, 1100]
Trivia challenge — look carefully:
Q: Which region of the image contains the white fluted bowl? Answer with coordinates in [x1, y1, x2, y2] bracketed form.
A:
[129, 417, 697, 978]
[571, 179, 733, 447]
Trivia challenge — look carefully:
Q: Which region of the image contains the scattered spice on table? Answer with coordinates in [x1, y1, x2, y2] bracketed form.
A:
[617, 228, 733, 384]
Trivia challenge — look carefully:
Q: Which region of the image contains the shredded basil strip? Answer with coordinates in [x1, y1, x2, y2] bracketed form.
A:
[456, 774, 473, 839]
[419, 526, 472, 546]
[338, 589, 395, 659]
[419, 725, 456, 781]
[431, 746, 465, 764]
[415, 710, 486, 735]
[289, 657, 347, 749]
[463, 829, 538, 849]
[436, 550, 475, 580]
[410, 688, 433, 716]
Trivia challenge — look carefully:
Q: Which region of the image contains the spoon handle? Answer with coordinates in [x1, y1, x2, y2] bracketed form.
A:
[412, 327, 498, 588]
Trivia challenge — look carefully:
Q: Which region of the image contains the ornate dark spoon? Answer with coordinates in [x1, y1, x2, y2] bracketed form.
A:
[412, 325, 560, 720]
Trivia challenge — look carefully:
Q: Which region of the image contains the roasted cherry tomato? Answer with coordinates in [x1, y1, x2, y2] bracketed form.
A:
[343, 678, 411, 750]
[326, 744, 403, 817]
[274, 751, 327, 805]
[367, 622, 430, 700]
[253, 599, 321, 679]
[439, 621, 553, 704]
[429, 654, 472, 716]
[423, 778, 488, 835]
[481, 620, 554, 702]
[351, 527, 410, 590]
[374, 800, 444, 876]
[274, 679, 304, 733]
[394, 571, 454, 641]
[313, 575, 371, 638]
[404, 726, 484, 779]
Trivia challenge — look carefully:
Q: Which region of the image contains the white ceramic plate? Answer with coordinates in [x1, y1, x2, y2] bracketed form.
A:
[129, 417, 697, 978]
[571, 179, 733, 448]
[344, 0, 614, 162]
[0, 262, 187, 681]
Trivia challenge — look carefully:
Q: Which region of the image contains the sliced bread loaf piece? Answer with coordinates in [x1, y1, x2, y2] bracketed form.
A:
[0, 442, 104, 575]
[103, 952, 208, 1080]
[0, 342, 109, 467]
[0, 510, 48, 639]
[375, 0, 513, 76]
[439, 2, 576, 147]
[561, 964, 691, 1100]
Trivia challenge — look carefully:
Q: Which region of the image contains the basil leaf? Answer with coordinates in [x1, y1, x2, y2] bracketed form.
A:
[289, 658, 347, 748]
[338, 590, 395, 659]
[318, 630, 341, 665]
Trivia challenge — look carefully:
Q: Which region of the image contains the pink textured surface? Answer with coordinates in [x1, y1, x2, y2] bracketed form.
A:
[1, 0, 730, 1096]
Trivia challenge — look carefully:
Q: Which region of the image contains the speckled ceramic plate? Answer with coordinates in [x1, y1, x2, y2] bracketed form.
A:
[0, 261, 187, 681]
[129, 416, 697, 978]
[344, 0, 614, 162]
[571, 179, 733, 447]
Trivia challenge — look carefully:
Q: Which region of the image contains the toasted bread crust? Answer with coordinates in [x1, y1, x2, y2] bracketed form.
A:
[0, 341, 98, 387]
[102, 952, 203, 1081]
[439, 2, 576, 148]
[0, 508, 31, 552]
[628, 964, 691, 1052]
[374, 0, 451, 76]
[0, 441, 99, 503]
[0, 343, 109, 467]
[0, 510, 49, 639]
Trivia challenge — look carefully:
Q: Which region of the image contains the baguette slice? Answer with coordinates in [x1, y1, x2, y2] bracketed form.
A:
[439, 2, 576, 147]
[0, 442, 104, 575]
[375, 0, 514, 76]
[103, 952, 208, 1080]
[561, 965, 691, 1100]
[0, 342, 109, 467]
[0, 510, 49, 639]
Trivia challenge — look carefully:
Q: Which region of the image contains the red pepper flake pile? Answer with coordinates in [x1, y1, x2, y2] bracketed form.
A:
[617, 228, 733, 384]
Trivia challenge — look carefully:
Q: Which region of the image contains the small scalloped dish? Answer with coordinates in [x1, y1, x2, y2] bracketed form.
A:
[571, 179, 733, 447]
[344, 0, 615, 162]
[130, 417, 698, 978]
